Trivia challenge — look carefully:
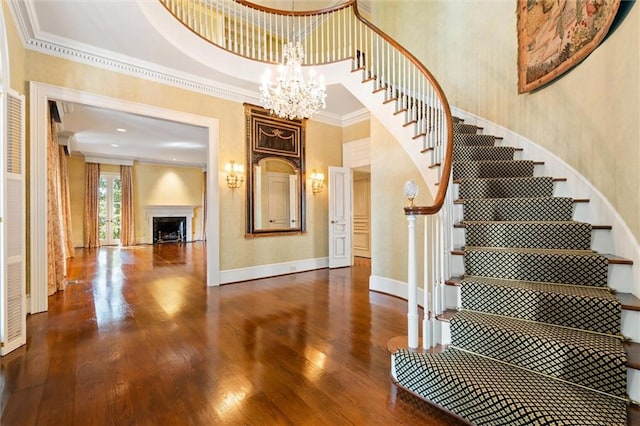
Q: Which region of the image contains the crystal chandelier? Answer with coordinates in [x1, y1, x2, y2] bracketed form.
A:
[260, 41, 326, 120]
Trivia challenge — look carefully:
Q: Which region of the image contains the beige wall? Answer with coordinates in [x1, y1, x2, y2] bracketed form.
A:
[372, 1, 640, 243]
[343, 119, 370, 142]
[2, 1, 25, 93]
[371, 117, 430, 282]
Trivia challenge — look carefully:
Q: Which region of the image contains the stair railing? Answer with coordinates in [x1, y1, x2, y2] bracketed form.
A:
[159, 0, 453, 350]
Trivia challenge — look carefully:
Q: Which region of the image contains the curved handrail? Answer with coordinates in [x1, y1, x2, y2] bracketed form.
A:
[159, 0, 453, 216]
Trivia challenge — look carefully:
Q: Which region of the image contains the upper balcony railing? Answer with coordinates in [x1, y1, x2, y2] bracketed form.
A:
[160, 0, 454, 350]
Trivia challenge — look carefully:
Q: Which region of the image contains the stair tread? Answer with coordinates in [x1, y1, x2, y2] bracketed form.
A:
[451, 309, 625, 355]
[392, 348, 627, 425]
[454, 197, 588, 204]
[617, 292, 640, 311]
[461, 275, 617, 300]
[454, 246, 631, 263]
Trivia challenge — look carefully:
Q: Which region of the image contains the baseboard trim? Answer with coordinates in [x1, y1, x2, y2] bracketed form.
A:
[369, 275, 425, 308]
[220, 257, 329, 284]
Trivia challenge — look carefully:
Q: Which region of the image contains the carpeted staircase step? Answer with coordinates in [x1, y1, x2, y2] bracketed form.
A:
[458, 176, 554, 199]
[449, 310, 627, 398]
[464, 221, 593, 250]
[453, 133, 497, 146]
[459, 275, 621, 334]
[463, 247, 609, 286]
[453, 160, 535, 180]
[392, 348, 627, 425]
[453, 123, 480, 134]
[462, 197, 575, 221]
[453, 146, 515, 162]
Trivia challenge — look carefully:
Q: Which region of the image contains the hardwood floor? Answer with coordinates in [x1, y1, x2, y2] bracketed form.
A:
[1, 242, 466, 425]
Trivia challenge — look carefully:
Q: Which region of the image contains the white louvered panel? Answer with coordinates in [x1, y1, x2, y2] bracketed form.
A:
[6, 93, 22, 175]
[1, 89, 26, 356]
[6, 177, 22, 257]
[6, 260, 23, 341]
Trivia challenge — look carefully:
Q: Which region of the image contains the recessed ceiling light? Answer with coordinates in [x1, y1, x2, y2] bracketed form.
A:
[172, 157, 177, 161]
[116, 128, 127, 132]
[111, 144, 119, 147]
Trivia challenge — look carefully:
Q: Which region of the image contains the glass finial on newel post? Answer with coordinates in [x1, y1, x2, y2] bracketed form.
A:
[403, 180, 419, 207]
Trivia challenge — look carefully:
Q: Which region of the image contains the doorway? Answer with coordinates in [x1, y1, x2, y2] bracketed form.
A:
[99, 172, 121, 246]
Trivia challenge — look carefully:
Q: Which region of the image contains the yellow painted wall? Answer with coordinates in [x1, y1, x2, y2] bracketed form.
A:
[67, 156, 86, 246]
[372, 0, 640, 243]
[2, 1, 25, 93]
[134, 163, 204, 243]
[370, 117, 430, 282]
[342, 119, 370, 142]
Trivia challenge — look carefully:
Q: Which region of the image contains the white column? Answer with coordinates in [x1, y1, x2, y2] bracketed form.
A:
[407, 214, 419, 349]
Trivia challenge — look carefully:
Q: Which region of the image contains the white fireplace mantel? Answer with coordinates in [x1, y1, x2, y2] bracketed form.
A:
[144, 205, 197, 244]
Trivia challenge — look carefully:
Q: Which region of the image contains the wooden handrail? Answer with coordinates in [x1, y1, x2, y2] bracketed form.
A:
[237, 0, 354, 17]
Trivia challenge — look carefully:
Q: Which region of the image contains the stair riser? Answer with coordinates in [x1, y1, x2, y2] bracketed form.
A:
[460, 281, 621, 334]
[461, 197, 575, 222]
[450, 315, 627, 397]
[453, 161, 535, 180]
[464, 251, 609, 287]
[465, 222, 592, 250]
[457, 177, 555, 199]
[453, 134, 496, 146]
[453, 146, 515, 162]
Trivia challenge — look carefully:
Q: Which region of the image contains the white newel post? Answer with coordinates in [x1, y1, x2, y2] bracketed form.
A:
[407, 214, 419, 349]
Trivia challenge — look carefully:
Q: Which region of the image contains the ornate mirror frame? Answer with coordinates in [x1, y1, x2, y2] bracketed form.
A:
[244, 104, 306, 237]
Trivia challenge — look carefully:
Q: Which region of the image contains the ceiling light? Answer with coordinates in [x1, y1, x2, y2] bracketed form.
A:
[116, 128, 127, 132]
[260, 41, 326, 120]
[111, 144, 119, 147]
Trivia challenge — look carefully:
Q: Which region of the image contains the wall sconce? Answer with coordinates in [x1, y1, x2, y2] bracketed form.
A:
[225, 160, 244, 190]
[311, 170, 325, 195]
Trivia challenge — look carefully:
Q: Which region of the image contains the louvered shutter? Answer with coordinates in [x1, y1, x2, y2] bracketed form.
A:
[1, 90, 26, 356]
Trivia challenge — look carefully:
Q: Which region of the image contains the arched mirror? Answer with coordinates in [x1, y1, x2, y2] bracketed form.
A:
[245, 104, 305, 236]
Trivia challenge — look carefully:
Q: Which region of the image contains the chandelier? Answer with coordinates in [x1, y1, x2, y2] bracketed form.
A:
[260, 41, 327, 120]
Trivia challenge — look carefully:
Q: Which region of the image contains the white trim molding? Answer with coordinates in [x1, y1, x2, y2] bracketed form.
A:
[369, 275, 425, 308]
[29, 82, 221, 313]
[220, 257, 329, 284]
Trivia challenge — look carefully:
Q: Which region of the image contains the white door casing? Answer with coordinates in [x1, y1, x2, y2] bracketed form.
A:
[329, 166, 352, 268]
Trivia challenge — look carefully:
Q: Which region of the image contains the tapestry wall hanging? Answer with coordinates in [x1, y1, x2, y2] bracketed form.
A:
[517, 0, 620, 93]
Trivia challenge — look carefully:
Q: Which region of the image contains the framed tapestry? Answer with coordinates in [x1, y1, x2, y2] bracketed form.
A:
[517, 0, 620, 93]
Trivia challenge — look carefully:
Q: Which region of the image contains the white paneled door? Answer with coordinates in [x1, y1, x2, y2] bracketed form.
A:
[328, 166, 352, 268]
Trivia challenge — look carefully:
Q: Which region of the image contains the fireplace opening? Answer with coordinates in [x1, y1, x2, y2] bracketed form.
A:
[153, 216, 187, 243]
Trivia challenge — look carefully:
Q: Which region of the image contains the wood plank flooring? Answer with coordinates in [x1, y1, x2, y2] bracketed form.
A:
[0, 242, 465, 425]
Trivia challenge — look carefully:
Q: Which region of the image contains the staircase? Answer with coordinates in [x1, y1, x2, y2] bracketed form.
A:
[391, 122, 640, 425]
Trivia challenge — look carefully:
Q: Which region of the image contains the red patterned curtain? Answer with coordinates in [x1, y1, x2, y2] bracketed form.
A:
[84, 162, 100, 248]
[120, 165, 135, 246]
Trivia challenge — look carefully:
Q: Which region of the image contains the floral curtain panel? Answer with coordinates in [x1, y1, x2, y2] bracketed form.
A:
[84, 162, 100, 248]
[47, 118, 65, 295]
[59, 145, 75, 259]
[120, 165, 135, 246]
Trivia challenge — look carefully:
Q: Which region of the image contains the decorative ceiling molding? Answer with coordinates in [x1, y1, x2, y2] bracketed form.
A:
[7, 0, 360, 128]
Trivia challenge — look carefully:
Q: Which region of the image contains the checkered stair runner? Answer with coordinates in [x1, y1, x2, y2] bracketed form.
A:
[465, 248, 609, 286]
[464, 221, 592, 250]
[453, 133, 497, 146]
[458, 176, 555, 199]
[453, 146, 516, 162]
[392, 348, 627, 425]
[460, 276, 621, 334]
[453, 160, 535, 180]
[392, 124, 628, 423]
[462, 197, 575, 221]
[450, 311, 627, 397]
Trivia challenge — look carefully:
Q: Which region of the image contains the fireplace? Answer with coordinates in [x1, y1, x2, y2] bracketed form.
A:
[144, 205, 196, 244]
[153, 216, 186, 243]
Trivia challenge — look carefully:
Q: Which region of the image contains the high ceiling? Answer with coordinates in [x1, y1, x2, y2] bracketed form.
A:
[10, 0, 367, 167]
